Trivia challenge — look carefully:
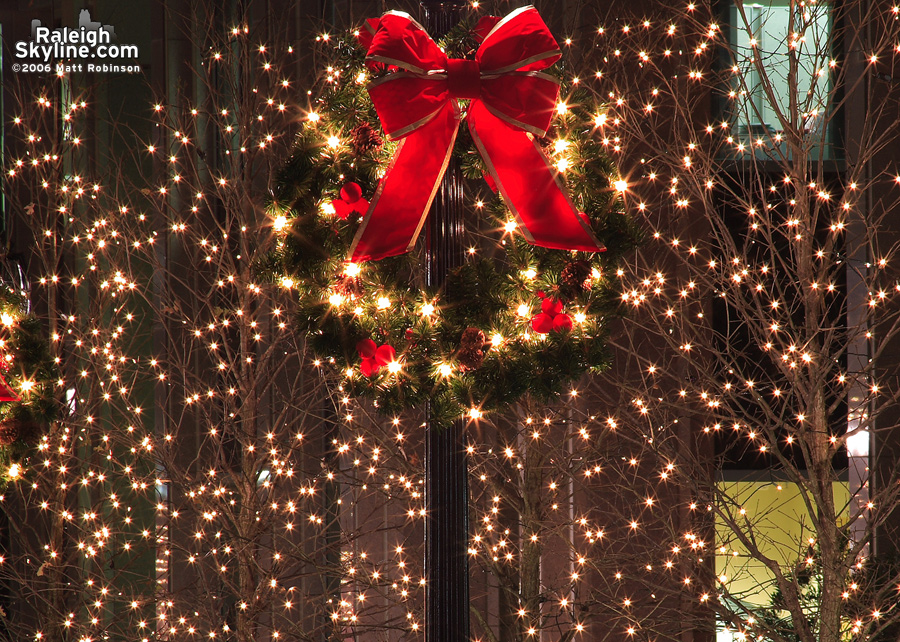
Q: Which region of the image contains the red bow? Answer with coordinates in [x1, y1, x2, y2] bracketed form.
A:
[357, 18, 379, 50]
[349, 7, 604, 262]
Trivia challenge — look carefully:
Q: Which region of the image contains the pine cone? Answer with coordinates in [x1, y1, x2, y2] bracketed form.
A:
[350, 122, 383, 156]
[332, 274, 362, 298]
[16, 419, 43, 445]
[538, 125, 559, 157]
[560, 260, 592, 298]
[0, 418, 42, 446]
[0, 419, 19, 446]
[457, 328, 486, 372]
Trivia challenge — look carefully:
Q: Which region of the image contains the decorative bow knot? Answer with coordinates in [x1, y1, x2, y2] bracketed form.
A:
[349, 6, 604, 262]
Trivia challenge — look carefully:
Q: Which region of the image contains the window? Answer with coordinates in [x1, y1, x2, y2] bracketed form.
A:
[715, 479, 851, 642]
[711, 178, 848, 472]
[724, 0, 838, 160]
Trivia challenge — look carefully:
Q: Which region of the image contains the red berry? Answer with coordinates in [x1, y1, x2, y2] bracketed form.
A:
[552, 314, 573, 332]
[340, 182, 363, 203]
[356, 338, 377, 359]
[374, 344, 396, 366]
[332, 199, 350, 220]
[531, 313, 554, 334]
[360, 357, 378, 377]
[541, 297, 563, 317]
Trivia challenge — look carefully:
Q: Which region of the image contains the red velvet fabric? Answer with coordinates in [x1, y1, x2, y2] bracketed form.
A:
[349, 7, 604, 262]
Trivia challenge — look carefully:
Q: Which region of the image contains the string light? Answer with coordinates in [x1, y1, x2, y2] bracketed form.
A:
[0, 6, 895, 642]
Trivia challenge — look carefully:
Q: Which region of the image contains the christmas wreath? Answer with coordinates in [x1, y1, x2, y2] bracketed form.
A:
[267, 9, 641, 427]
[0, 285, 60, 483]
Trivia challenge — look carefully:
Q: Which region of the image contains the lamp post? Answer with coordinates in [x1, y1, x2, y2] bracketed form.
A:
[421, 3, 469, 641]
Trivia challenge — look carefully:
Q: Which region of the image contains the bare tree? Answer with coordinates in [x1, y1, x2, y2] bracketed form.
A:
[0, 3, 418, 641]
[7, 2, 900, 642]
[572, 0, 900, 641]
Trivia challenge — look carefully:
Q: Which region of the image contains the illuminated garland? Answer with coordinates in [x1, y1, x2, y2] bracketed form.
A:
[267, 21, 641, 427]
[0, 285, 60, 482]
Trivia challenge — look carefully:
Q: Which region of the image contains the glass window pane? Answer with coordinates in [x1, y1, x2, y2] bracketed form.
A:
[726, 1, 836, 159]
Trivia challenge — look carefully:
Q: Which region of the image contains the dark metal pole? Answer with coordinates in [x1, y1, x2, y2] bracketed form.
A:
[421, 3, 469, 642]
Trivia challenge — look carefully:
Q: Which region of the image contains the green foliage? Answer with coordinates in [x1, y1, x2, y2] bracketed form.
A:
[0, 287, 61, 485]
[266, 23, 640, 427]
[754, 550, 900, 642]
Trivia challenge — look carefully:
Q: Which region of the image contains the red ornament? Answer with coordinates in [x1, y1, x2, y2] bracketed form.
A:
[331, 182, 370, 220]
[552, 314, 573, 332]
[349, 7, 605, 261]
[374, 344, 396, 366]
[341, 183, 362, 202]
[360, 358, 379, 378]
[356, 338, 377, 359]
[531, 297, 572, 335]
[0, 375, 19, 403]
[531, 313, 554, 334]
[541, 297, 563, 317]
[356, 340, 397, 377]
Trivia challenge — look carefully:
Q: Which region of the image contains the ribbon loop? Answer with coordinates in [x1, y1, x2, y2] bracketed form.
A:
[350, 6, 604, 262]
[447, 59, 481, 99]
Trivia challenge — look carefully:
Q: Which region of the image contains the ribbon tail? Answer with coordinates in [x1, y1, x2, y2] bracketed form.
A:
[350, 103, 460, 262]
[468, 100, 604, 253]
